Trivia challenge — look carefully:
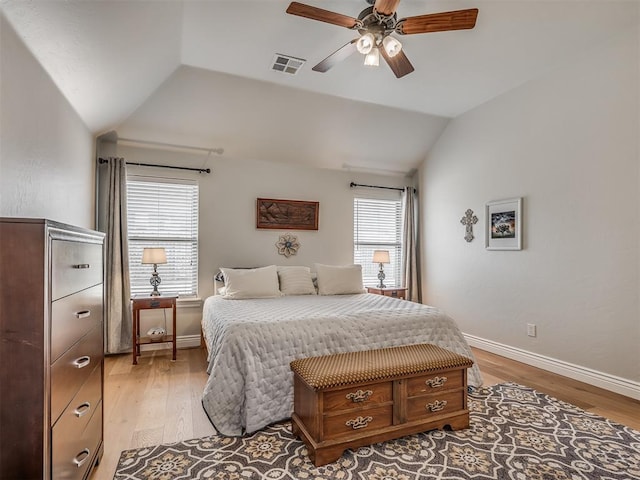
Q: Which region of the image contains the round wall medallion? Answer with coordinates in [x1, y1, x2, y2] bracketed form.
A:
[276, 233, 300, 257]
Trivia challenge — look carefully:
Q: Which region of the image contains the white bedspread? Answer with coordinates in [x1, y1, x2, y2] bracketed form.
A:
[201, 293, 482, 436]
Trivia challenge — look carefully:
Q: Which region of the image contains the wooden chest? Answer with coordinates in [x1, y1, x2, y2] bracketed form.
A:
[290, 343, 473, 466]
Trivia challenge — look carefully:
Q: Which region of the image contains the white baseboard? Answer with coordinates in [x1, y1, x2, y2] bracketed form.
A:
[465, 333, 640, 401]
[139, 334, 201, 352]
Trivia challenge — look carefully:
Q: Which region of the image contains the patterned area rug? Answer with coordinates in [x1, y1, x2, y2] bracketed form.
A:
[114, 383, 640, 479]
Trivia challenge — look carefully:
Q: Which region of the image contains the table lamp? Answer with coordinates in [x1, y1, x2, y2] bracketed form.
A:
[141, 247, 167, 296]
[372, 250, 390, 289]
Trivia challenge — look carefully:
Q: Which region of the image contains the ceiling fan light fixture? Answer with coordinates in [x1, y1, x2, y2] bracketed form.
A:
[364, 47, 380, 67]
[382, 35, 402, 57]
[356, 32, 375, 54]
[286, 2, 479, 78]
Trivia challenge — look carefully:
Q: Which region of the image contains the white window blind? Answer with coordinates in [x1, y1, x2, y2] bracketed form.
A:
[354, 196, 403, 288]
[127, 176, 199, 297]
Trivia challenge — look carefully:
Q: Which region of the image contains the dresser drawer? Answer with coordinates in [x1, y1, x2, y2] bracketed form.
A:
[51, 327, 103, 422]
[324, 405, 393, 440]
[323, 382, 392, 413]
[406, 369, 464, 397]
[51, 240, 103, 301]
[51, 285, 103, 363]
[52, 364, 102, 430]
[406, 390, 465, 422]
[52, 400, 102, 480]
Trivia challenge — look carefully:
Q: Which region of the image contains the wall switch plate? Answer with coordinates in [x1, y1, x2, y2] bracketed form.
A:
[527, 323, 537, 337]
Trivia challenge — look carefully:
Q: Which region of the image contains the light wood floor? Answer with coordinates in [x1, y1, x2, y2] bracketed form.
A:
[90, 346, 640, 480]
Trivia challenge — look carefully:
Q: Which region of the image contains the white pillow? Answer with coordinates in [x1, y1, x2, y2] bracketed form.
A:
[220, 265, 281, 299]
[315, 263, 366, 295]
[277, 266, 316, 296]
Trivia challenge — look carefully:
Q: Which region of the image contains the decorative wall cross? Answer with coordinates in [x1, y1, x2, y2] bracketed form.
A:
[460, 209, 478, 242]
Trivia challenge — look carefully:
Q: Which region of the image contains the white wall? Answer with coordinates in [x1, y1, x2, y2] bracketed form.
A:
[0, 14, 94, 228]
[117, 144, 409, 338]
[420, 25, 640, 394]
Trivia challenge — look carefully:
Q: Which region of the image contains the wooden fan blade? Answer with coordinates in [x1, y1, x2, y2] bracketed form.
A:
[398, 8, 478, 35]
[286, 2, 358, 29]
[312, 39, 358, 72]
[374, 0, 401, 16]
[380, 48, 414, 78]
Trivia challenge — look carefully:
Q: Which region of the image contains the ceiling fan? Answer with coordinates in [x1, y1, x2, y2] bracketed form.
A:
[286, 0, 478, 78]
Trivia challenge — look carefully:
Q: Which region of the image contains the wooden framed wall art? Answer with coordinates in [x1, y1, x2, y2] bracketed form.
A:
[257, 198, 319, 230]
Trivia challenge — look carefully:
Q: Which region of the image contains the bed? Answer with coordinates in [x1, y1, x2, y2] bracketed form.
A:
[201, 291, 483, 436]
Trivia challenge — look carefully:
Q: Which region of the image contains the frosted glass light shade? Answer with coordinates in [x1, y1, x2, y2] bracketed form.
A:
[382, 36, 402, 57]
[356, 33, 375, 54]
[364, 47, 380, 67]
[372, 250, 390, 264]
[142, 247, 167, 265]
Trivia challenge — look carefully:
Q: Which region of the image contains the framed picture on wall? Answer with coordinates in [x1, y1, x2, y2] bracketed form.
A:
[485, 197, 522, 250]
[256, 198, 319, 230]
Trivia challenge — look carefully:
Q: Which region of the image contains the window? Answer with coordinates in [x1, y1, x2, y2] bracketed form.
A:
[354, 196, 403, 288]
[127, 176, 199, 297]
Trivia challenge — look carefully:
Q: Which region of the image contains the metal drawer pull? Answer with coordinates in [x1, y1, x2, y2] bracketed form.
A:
[73, 356, 91, 369]
[72, 264, 90, 269]
[73, 449, 91, 468]
[346, 389, 373, 403]
[74, 402, 91, 418]
[426, 400, 448, 412]
[425, 376, 448, 388]
[345, 415, 373, 430]
[75, 310, 91, 319]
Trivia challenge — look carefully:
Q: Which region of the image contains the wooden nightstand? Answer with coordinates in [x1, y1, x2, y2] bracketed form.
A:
[367, 287, 407, 300]
[131, 295, 178, 365]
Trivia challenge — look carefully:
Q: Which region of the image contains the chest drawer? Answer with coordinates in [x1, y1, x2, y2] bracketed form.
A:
[324, 405, 393, 440]
[51, 284, 103, 363]
[51, 326, 103, 423]
[323, 382, 392, 413]
[51, 240, 103, 301]
[53, 363, 102, 429]
[52, 400, 102, 480]
[406, 390, 465, 422]
[406, 369, 464, 397]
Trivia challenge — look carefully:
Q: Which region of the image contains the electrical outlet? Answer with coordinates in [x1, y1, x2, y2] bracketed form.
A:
[527, 323, 537, 337]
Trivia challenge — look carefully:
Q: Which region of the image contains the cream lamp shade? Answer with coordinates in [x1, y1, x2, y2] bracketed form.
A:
[372, 250, 390, 264]
[141, 247, 167, 265]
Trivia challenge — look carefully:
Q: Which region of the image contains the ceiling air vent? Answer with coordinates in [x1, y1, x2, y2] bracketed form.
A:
[271, 54, 305, 75]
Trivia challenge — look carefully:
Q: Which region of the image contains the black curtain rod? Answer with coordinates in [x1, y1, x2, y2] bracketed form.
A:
[350, 182, 405, 192]
[98, 158, 210, 174]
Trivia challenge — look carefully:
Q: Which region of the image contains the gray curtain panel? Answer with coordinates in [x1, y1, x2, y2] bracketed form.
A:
[100, 157, 132, 354]
[402, 187, 422, 302]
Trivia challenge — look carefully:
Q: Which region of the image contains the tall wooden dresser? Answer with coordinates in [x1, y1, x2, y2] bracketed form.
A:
[0, 218, 105, 480]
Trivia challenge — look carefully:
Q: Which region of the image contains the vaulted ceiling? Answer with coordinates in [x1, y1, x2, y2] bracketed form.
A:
[2, 1, 637, 173]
